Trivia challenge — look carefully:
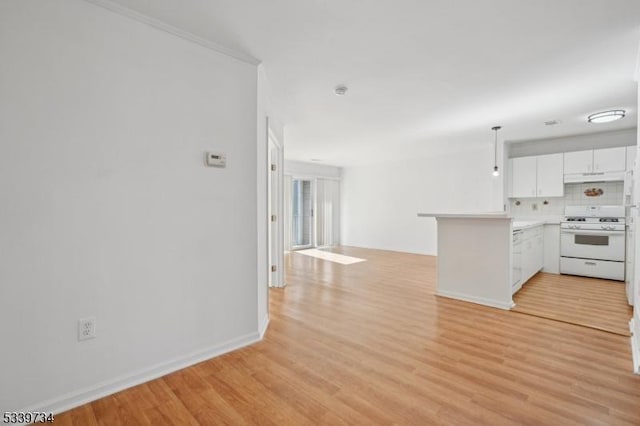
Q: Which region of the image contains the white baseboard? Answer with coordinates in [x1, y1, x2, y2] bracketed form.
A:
[631, 318, 640, 375]
[19, 331, 261, 416]
[259, 313, 270, 339]
[436, 290, 514, 310]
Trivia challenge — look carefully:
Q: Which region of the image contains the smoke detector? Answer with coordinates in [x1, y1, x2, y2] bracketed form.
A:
[334, 85, 348, 96]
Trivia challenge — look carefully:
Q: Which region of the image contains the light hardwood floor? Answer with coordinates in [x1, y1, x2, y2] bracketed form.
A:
[513, 272, 633, 336]
[57, 247, 640, 425]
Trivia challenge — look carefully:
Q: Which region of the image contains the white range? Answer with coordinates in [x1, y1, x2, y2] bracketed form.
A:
[560, 205, 625, 281]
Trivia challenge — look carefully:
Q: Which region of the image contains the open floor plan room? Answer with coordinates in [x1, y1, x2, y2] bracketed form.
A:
[57, 247, 640, 425]
[2, 0, 640, 423]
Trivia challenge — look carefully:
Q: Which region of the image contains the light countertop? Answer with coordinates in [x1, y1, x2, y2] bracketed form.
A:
[417, 212, 509, 219]
[512, 220, 545, 231]
[512, 215, 562, 225]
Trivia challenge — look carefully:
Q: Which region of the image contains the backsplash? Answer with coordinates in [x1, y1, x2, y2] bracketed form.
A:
[509, 181, 624, 217]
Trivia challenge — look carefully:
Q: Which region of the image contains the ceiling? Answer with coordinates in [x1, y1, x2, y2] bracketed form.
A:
[109, 0, 640, 166]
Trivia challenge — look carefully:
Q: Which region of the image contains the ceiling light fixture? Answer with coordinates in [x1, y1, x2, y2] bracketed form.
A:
[491, 126, 502, 177]
[334, 85, 348, 96]
[587, 110, 625, 124]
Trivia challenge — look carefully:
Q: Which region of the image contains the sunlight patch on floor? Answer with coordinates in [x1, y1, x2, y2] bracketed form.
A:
[296, 249, 367, 265]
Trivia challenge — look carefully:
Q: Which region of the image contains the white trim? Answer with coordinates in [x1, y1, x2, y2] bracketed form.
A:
[284, 173, 341, 182]
[260, 314, 270, 339]
[436, 290, 514, 310]
[631, 319, 640, 375]
[18, 331, 260, 416]
[268, 127, 285, 288]
[83, 0, 260, 65]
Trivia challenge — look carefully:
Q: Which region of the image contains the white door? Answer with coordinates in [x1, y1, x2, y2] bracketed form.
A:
[563, 150, 593, 174]
[536, 153, 564, 197]
[593, 147, 626, 172]
[511, 156, 537, 198]
[267, 140, 278, 287]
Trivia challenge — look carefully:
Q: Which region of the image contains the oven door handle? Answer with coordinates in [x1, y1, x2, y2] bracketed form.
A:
[561, 229, 623, 236]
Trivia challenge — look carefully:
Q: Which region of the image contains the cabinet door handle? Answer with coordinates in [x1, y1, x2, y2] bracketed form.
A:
[585, 261, 597, 266]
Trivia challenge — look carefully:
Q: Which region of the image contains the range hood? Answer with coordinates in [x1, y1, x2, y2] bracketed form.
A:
[564, 171, 625, 183]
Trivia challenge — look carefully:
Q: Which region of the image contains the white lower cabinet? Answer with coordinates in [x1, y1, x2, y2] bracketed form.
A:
[542, 224, 560, 274]
[513, 225, 544, 294]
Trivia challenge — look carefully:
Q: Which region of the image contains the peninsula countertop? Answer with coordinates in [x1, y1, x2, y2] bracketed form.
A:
[417, 212, 509, 219]
[417, 213, 550, 231]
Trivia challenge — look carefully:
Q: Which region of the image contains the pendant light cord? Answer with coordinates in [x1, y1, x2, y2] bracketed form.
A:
[492, 126, 502, 169]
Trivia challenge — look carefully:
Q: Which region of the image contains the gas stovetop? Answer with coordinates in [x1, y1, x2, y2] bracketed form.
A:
[565, 217, 623, 223]
[562, 205, 626, 230]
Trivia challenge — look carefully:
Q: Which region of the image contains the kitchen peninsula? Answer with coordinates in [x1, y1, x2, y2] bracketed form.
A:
[418, 212, 545, 310]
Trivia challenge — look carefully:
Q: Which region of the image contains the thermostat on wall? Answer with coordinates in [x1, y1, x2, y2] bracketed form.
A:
[206, 152, 226, 167]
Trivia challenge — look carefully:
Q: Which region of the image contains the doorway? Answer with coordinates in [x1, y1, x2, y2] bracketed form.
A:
[267, 129, 284, 288]
[292, 178, 314, 249]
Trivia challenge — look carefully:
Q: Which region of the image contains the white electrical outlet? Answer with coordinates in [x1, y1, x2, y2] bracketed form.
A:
[78, 317, 96, 341]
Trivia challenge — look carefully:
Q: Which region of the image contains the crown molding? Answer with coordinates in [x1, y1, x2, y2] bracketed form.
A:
[84, 0, 260, 66]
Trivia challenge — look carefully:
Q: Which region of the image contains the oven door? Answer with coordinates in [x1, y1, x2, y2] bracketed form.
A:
[560, 229, 625, 261]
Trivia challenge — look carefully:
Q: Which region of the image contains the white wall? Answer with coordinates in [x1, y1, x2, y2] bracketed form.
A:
[256, 66, 268, 332]
[0, 0, 261, 413]
[284, 160, 341, 179]
[341, 147, 502, 255]
[509, 128, 636, 158]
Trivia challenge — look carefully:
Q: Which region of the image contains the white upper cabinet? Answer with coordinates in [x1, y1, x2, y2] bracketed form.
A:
[512, 156, 537, 198]
[593, 147, 626, 172]
[626, 145, 636, 171]
[536, 153, 564, 197]
[563, 150, 592, 174]
[511, 154, 563, 198]
[564, 147, 626, 174]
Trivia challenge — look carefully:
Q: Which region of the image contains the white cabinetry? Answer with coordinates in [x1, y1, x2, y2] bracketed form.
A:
[594, 147, 626, 172]
[510, 154, 563, 198]
[536, 154, 564, 197]
[522, 226, 544, 282]
[542, 224, 560, 274]
[564, 147, 626, 175]
[512, 157, 537, 198]
[512, 225, 544, 295]
[563, 150, 593, 174]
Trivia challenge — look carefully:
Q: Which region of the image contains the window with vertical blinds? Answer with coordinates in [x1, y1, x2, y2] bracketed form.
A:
[284, 177, 340, 250]
[315, 178, 340, 247]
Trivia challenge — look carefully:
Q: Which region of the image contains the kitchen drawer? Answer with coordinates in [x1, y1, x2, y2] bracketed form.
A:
[560, 257, 625, 281]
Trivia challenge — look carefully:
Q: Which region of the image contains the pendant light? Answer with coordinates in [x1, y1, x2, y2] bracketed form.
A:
[491, 126, 502, 177]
